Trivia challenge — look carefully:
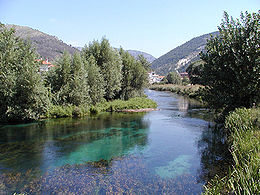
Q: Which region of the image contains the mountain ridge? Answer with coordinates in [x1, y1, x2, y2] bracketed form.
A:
[5, 24, 79, 61]
[126, 50, 156, 63]
[151, 31, 219, 75]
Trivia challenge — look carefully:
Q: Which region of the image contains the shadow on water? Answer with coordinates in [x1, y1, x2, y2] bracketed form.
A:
[196, 125, 233, 183]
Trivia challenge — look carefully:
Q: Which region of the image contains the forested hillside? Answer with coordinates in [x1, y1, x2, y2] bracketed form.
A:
[6, 24, 78, 61]
[151, 31, 219, 75]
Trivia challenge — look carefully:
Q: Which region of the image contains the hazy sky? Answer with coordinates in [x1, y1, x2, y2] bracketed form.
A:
[0, 0, 259, 57]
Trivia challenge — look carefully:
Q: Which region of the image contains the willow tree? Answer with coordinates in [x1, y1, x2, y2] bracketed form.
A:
[119, 48, 148, 100]
[46, 52, 90, 105]
[82, 38, 122, 100]
[67, 52, 90, 106]
[0, 25, 50, 122]
[86, 55, 105, 104]
[46, 51, 72, 104]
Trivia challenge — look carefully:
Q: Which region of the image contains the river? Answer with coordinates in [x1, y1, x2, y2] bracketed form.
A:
[0, 90, 223, 194]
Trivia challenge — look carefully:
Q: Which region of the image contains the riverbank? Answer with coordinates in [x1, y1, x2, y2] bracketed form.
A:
[149, 84, 204, 101]
[46, 97, 158, 118]
[150, 84, 260, 193]
[204, 107, 260, 194]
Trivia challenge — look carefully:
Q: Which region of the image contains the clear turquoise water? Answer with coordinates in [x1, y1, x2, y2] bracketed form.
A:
[0, 90, 217, 194]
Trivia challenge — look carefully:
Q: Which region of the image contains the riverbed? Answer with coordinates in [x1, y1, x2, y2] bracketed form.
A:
[0, 90, 218, 194]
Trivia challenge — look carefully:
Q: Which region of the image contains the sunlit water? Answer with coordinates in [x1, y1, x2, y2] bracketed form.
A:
[0, 90, 219, 194]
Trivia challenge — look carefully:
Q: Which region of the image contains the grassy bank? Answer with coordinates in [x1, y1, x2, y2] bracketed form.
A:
[204, 107, 260, 194]
[149, 84, 204, 101]
[46, 97, 157, 118]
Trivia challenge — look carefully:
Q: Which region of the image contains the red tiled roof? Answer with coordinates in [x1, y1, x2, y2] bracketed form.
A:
[42, 61, 51, 65]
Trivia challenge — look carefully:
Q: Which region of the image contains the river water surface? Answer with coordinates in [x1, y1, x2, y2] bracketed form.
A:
[0, 90, 219, 194]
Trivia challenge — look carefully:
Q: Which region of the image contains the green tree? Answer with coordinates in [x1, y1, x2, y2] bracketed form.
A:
[86, 55, 105, 104]
[47, 52, 90, 106]
[0, 25, 50, 122]
[67, 52, 90, 106]
[182, 76, 190, 85]
[200, 11, 260, 114]
[165, 71, 182, 84]
[46, 51, 72, 104]
[137, 54, 151, 71]
[119, 48, 148, 100]
[82, 38, 122, 100]
[186, 60, 205, 85]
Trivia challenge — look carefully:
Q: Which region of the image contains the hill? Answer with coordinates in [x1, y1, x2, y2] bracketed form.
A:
[151, 31, 219, 75]
[6, 24, 78, 61]
[126, 50, 156, 63]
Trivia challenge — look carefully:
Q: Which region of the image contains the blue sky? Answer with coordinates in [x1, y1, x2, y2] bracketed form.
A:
[0, 0, 259, 58]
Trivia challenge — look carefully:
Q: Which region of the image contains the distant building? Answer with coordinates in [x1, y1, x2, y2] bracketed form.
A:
[179, 72, 189, 78]
[148, 72, 165, 84]
[36, 59, 55, 72]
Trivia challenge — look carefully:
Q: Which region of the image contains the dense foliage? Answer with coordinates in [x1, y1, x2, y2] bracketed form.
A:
[164, 71, 182, 84]
[197, 11, 260, 115]
[186, 60, 205, 85]
[119, 48, 148, 100]
[47, 37, 150, 108]
[0, 24, 50, 122]
[0, 25, 153, 122]
[81, 38, 123, 100]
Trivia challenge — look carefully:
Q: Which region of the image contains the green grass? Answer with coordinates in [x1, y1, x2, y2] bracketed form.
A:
[149, 84, 204, 101]
[46, 97, 157, 118]
[204, 107, 260, 194]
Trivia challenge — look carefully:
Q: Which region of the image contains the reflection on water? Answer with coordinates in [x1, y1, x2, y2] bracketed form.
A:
[0, 90, 225, 194]
[0, 113, 149, 173]
[197, 125, 232, 182]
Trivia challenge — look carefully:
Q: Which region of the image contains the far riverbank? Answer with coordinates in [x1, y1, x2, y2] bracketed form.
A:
[149, 84, 204, 102]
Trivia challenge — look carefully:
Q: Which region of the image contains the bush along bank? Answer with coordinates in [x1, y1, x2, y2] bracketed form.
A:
[204, 107, 260, 194]
[46, 97, 158, 118]
[149, 84, 204, 102]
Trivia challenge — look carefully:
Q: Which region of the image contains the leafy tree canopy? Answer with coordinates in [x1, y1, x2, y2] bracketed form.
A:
[165, 71, 182, 85]
[82, 38, 122, 100]
[200, 11, 260, 114]
[0, 24, 50, 122]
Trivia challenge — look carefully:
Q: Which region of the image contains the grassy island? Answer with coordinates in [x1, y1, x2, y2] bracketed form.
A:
[47, 97, 157, 118]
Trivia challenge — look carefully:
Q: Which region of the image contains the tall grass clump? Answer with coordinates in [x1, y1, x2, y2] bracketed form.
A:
[204, 107, 260, 194]
[47, 105, 89, 118]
